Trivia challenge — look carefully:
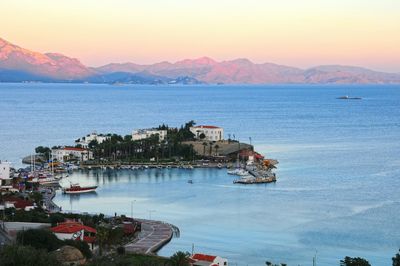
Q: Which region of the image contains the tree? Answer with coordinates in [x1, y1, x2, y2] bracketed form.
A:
[30, 191, 43, 205]
[169, 251, 191, 266]
[0, 245, 59, 266]
[214, 144, 220, 156]
[35, 146, 51, 161]
[17, 229, 62, 251]
[88, 139, 99, 149]
[96, 226, 110, 255]
[393, 249, 400, 266]
[199, 133, 206, 140]
[340, 256, 371, 266]
[202, 142, 207, 156]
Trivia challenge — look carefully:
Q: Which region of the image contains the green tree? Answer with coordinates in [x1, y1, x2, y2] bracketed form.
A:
[17, 229, 62, 251]
[96, 226, 110, 255]
[202, 142, 208, 156]
[0, 245, 59, 266]
[35, 146, 51, 161]
[88, 139, 99, 149]
[393, 249, 400, 266]
[30, 191, 43, 205]
[214, 144, 220, 156]
[169, 251, 191, 266]
[340, 256, 371, 266]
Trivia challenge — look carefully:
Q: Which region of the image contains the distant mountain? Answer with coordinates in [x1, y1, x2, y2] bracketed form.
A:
[0, 38, 93, 80]
[1, 37, 400, 84]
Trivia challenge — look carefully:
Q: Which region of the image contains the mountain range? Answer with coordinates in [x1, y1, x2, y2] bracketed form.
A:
[1, 37, 400, 84]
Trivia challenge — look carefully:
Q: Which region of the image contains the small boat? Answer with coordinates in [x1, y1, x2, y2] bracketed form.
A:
[63, 183, 97, 194]
[337, 95, 362, 100]
[188, 180, 193, 184]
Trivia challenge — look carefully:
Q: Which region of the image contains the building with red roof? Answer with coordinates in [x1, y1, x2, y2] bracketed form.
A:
[190, 253, 228, 266]
[51, 146, 93, 162]
[190, 125, 224, 141]
[51, 221, 96, 244]
[2, 196, 36, 211]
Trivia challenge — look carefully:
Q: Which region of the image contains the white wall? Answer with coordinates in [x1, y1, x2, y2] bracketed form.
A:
[190, 127, 224, 141]
[0, 162, 11, 180]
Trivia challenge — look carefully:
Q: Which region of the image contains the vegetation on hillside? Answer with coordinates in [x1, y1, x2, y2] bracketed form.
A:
[89, 121, 197, 162]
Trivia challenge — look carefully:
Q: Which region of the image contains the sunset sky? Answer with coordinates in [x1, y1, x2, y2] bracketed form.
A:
[1, 0, 399, 72]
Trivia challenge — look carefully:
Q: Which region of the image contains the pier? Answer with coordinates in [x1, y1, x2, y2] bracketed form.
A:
[124, 219, 174, 254]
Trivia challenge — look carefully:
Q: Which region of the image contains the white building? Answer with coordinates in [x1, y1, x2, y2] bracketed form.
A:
[190, 125, 224, 141]
[51, 147, 93, 162]
[76, 132, 109, 148]
[190, 253, 228, 266]
[132, 128, 167, 142]
[51, 221, 96, 245]
[0, 161, 12, 189]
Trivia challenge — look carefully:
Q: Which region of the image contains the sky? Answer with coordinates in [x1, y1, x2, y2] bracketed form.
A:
[1, 0, 399, 72]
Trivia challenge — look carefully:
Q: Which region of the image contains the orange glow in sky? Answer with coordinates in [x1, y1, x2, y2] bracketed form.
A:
[1, 0, 399, 72]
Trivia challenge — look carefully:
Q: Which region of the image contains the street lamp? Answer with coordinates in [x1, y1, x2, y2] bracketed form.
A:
[130, 200, 136, 218]
[148, 210, 156, 220]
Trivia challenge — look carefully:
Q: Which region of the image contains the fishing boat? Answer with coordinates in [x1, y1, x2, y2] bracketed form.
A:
[63, 183, 97, 194]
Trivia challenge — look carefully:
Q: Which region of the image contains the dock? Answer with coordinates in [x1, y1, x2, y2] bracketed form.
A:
[124, 219, 174, 254]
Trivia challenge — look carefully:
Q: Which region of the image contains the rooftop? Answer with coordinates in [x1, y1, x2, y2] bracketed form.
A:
[54, 147, 88, 152]
[51, 221, 96, 234]
[192, 253, 217, 262]
[193, 125, 221, 129]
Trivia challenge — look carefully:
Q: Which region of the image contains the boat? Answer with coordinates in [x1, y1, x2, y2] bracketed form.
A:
[337, 95, 362, 100]
[188, 180, 193, 184]
[63, 183, 97, 194]
[227, 168, 249, 176]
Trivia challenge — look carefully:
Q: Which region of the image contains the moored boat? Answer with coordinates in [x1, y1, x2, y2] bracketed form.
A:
[63, 183, 97, 194]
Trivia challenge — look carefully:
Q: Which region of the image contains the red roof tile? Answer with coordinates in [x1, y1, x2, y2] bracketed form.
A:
[4, 196, 34, 209]
[62, 147, 87, 151]
[51, 222, 96, 234]
[192, 253, 217, 262]
[194, 125, 220, 129]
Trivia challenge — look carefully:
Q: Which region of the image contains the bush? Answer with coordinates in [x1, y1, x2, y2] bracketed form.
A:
[17, 229, 62, 251]
[0, 245, 58, 266]
[117, 246, 125, 255]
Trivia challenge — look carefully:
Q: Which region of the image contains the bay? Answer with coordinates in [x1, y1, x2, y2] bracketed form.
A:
[0, 83, 399, 265]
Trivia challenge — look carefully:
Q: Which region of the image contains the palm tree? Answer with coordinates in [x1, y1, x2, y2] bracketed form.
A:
[202, 142, 208, 156]
[214, 144, 220, 156]
[208, 142, 213, 156]
[96, 226, 110, 256]
[169, 251, 190, 266]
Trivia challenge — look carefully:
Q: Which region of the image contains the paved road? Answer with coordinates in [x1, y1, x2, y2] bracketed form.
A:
[125, 219, 173, 254]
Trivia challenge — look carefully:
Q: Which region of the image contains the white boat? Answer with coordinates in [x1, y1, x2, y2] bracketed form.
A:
[227, 168, 249, 176]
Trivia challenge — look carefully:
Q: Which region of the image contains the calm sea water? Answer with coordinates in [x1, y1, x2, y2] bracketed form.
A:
[1, 83, 400, 265]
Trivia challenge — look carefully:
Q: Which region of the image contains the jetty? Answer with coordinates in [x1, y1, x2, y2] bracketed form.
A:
[124, 219, 174, 254]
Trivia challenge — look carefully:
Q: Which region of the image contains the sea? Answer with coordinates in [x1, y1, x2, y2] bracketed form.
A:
[0, 83, 399, 266]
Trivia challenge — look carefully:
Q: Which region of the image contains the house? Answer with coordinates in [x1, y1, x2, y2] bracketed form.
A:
[190, 125, 224, 141]
[190, 253, 228, 266]
[51, 147, 93, 162]
[0, 161, 12, 190]
[51, 221, 96, 245]
[75, 132, 109, 148]
[2, 196, 36, 211]
[132, 128, 167, 142]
